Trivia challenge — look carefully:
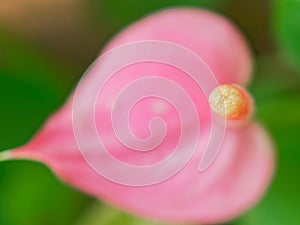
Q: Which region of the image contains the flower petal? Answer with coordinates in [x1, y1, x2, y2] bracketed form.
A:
[7, 7, 273, 225]
[105, 8, 253, 85]
[12, 107, 274, 224]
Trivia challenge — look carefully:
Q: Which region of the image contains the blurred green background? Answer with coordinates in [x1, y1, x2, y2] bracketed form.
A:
[0, 0, 300, 225]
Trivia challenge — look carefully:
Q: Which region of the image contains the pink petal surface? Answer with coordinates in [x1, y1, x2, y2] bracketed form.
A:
[104, 8, 253, 85]
[9, 7, 275, 224]
[13, 114, 274, 224]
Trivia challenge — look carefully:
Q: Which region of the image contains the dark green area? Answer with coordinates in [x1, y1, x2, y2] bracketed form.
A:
[0, 30, 91, 225]
[94, 0, 226, 27]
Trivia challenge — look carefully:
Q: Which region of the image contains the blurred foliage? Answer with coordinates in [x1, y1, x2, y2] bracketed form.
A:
[223, 0, 274, 54]
[94, 0, 227, 28]
[73, 203, 168, 225]
[273, 0, 300, 70]
[0, 30, 76, 148]
[0, 0, 300, 225]
[244, 56, 300, 225]
[0, 161, 91, 225]
[0, 30, 92, 225]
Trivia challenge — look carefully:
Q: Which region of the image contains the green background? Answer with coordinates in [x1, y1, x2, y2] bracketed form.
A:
[0, 0, 300, 224]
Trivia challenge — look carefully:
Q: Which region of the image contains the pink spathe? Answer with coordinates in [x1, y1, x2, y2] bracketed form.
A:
[10, 8, 275, 224]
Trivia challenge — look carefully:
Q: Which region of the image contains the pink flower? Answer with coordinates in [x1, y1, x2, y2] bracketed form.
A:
[2, 8, 275, 224]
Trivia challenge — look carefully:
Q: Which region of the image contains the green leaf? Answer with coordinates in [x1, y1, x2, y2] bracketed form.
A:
[237, 55, 300, 225]
[0, 161, 92, 225]
[0, 30, 74, 98]
[0, 30, 76, 148]
[273, 0, 300, 70]
[241, 94, 300, 225]
[0, 31, 89, 225]
[73, 202, 172, 225]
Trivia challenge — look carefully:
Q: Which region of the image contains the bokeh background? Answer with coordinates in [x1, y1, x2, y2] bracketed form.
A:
[0, 0, 300, 225]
